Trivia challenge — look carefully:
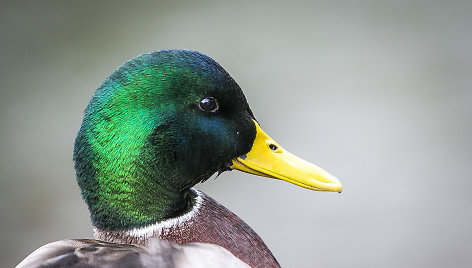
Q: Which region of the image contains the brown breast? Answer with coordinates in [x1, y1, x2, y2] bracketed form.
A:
[159, 192, 280, 268]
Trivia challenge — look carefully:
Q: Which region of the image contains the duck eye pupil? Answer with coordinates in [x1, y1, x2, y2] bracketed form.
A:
[199, 97, 218, 112]
[269, 144, 278, 151]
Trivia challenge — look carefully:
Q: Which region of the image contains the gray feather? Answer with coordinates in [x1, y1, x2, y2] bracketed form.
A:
[17, 238, 249, 268]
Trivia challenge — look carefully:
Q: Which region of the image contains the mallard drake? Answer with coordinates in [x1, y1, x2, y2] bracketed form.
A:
[17, 50, 342, 268]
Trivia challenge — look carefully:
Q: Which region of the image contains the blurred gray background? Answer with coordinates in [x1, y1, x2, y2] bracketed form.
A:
[1, 1, 471, 267]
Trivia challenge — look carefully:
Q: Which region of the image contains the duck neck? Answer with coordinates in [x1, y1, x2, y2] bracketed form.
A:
[81, 173, 196, 230]
[103, 182, 195, 231]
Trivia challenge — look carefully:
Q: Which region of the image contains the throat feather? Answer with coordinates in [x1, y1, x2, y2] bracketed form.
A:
[93, 189, 203, 244]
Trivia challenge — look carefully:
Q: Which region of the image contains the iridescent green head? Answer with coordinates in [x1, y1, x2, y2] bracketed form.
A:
[74, 50, 256, 230]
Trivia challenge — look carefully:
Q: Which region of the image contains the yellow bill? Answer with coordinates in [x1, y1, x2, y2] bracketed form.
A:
[231, 120, 342, 192]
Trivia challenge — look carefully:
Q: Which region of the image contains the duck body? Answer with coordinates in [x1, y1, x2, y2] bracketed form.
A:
[18, 191, 272, 268]
[94, 190, 278, 267]
[18, 50, 342, 268]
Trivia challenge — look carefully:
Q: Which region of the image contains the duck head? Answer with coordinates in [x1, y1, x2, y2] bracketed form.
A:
[74, 50, 341, 230]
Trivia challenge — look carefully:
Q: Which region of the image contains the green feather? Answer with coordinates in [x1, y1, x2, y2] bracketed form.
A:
[74, 50, 256, 230]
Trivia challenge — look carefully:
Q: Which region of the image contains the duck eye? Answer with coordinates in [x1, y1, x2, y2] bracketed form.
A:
[198, 97, 219, 112]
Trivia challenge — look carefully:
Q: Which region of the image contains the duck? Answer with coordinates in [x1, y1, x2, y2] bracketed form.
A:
[17, 50, 342, 268]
